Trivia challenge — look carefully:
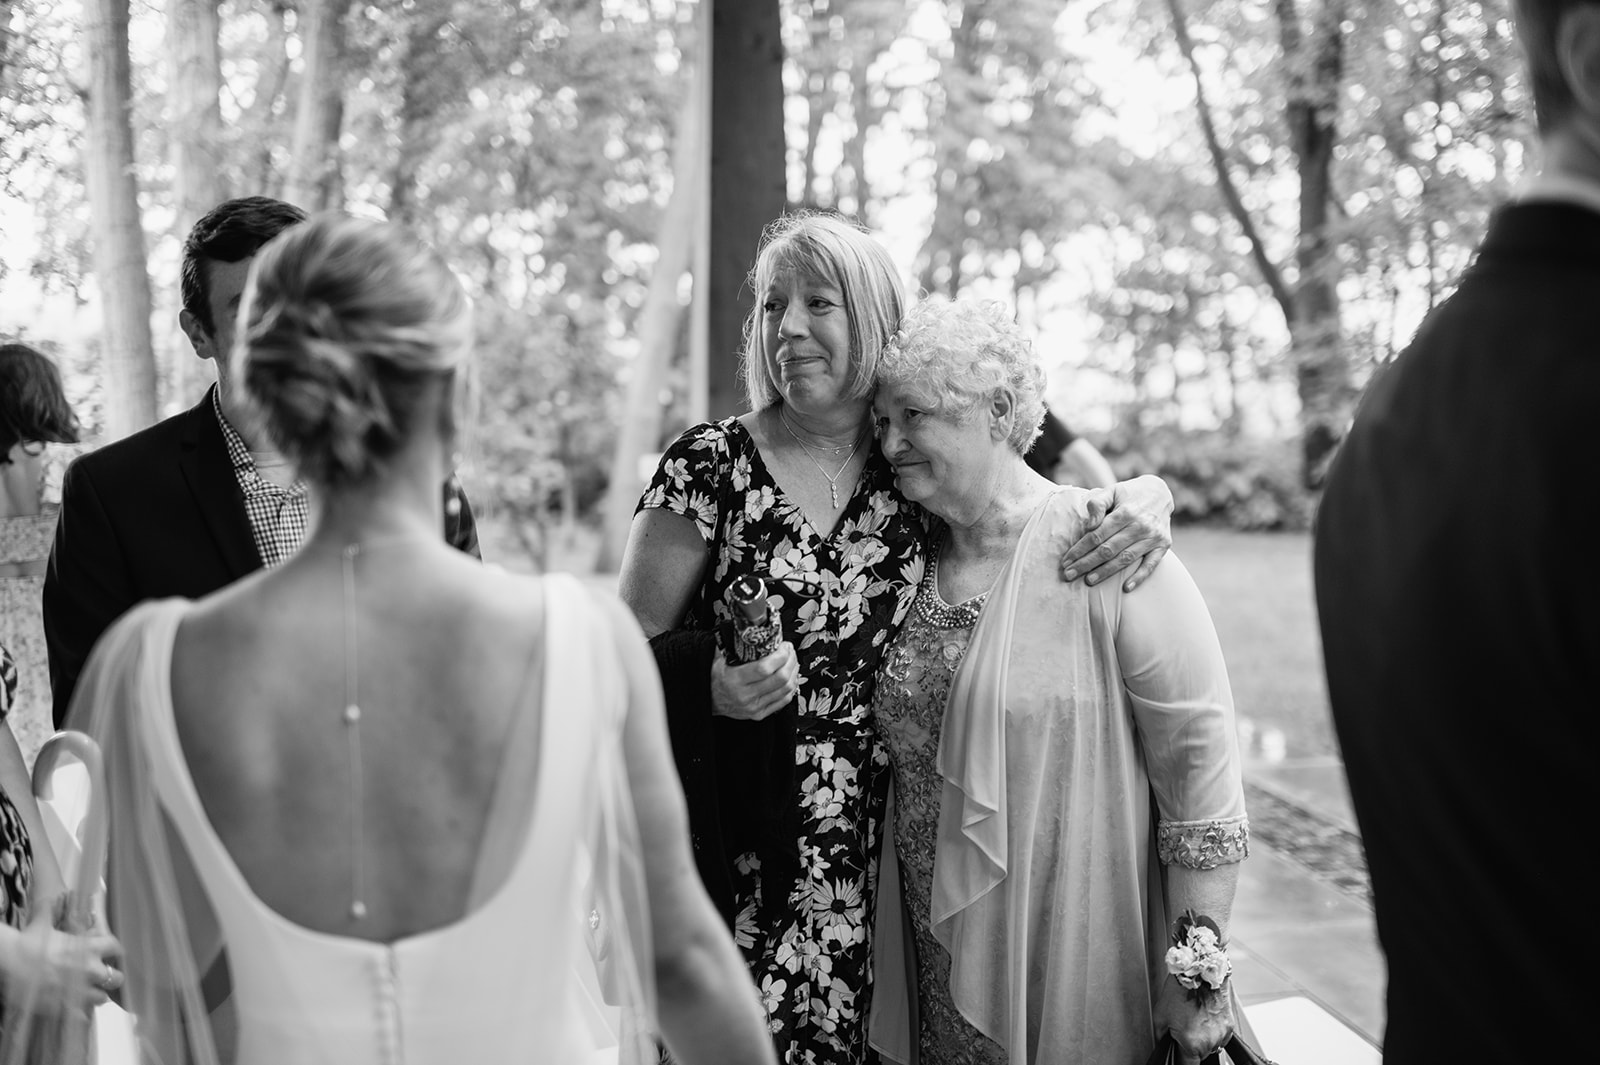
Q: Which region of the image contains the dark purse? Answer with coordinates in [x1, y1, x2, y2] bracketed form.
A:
[1143, 1033, 1278, 1065]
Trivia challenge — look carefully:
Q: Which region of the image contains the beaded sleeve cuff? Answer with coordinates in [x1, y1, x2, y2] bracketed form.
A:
[1157, 816, 1250, 870]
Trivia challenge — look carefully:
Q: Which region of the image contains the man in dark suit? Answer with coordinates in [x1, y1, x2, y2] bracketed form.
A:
[1314, 3, 1594, 1059]
[45, 197, 480, 726]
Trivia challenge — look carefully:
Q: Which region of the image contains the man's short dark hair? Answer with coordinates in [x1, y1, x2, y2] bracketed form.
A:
[180, 197, 307, 337]
[1515, 0, 1600, 134]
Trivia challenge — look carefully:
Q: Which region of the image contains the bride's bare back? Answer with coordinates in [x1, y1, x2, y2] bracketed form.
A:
[169, 544, 545, 943]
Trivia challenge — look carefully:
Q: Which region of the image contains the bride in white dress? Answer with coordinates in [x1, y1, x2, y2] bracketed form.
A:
[52, 215, 775, 1065]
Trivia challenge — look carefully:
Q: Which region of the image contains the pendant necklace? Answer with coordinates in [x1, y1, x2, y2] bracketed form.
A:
[339, 536, 429, 922]
[341, 543, 369, 921]
[779, 408, 864, 508]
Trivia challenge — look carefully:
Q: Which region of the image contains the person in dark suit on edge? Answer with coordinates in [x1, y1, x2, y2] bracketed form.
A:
[44, 197, 480, 727]
[1314, 3, 1595, 1060]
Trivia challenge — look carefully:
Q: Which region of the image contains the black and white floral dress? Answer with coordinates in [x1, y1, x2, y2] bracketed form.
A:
[1, 644, 37, 1027]
[639, 418, 924, 1064]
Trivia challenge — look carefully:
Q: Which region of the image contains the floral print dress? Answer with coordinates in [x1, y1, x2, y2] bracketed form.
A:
[639, 418, 924, 1064]
[1, 645, 36, 1030]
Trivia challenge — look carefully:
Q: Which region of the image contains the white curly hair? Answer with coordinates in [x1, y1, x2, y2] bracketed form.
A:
[875, 297, 1047, 454]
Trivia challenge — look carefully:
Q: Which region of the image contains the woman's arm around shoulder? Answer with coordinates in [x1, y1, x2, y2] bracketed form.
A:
[1059, 474, 1175, 591]
[592, 593, 776, 1065]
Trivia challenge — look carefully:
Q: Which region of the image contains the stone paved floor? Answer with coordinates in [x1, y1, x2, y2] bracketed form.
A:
[1232, 758, 1386, 1061]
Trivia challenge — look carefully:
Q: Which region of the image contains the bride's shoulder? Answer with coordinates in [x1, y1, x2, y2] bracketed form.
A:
[469, 570, 643, 642]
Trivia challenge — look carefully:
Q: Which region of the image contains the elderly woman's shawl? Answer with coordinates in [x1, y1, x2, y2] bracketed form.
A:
[871, 490, 1249, 1063]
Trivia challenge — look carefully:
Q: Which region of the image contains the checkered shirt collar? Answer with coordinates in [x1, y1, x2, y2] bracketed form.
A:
[212, 387, 310, 569]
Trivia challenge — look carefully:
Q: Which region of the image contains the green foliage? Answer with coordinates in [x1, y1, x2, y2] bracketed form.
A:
[1106, 426, 1313, 531]
[0, 0, 1546, 556]
[3, 0, 691, 568]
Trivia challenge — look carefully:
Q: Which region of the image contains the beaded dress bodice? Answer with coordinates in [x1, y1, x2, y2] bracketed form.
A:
[870, 540, 1006, 1065]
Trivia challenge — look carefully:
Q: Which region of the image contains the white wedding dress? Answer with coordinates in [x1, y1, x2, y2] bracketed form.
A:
[62, 574, 654, 1065]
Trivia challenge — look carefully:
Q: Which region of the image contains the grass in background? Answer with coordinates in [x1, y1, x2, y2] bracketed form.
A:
[1175, 528, 1335, 760]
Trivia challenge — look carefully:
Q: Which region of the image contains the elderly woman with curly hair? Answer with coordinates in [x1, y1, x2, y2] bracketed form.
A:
[865, 299, 1251, 1065]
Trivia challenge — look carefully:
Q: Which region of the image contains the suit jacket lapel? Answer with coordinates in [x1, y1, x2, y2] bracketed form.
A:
[177, 388, 262, 581]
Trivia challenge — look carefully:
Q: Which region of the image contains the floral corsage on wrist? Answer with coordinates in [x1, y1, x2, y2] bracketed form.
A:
[1165, 909, 1232, 1006]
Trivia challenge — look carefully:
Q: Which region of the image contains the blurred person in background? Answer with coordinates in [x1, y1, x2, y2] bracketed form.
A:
[1022, 407, 1116, 489]
[0, 640, 124, 1057]
[43, 197, 482, 731]
[1314, 1, 1597, 1059]
[1, 342, 82, 758]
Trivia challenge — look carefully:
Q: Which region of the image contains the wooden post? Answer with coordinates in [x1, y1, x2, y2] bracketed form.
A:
[708, 0, 787, 420]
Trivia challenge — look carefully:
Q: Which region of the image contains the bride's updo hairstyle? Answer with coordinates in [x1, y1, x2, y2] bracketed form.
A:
[237, 214, 471, 487]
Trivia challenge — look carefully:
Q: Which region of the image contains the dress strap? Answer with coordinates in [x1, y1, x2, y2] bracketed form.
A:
[465, 574, 558, 909]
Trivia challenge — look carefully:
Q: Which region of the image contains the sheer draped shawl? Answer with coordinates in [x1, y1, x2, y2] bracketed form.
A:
[38, 578, 655, 1065]
[871, 490, 1247, 1064]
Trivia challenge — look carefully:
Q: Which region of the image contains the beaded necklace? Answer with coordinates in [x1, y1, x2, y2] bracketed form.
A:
[338, 536, 434, 922]
[915, 535, 989, 629]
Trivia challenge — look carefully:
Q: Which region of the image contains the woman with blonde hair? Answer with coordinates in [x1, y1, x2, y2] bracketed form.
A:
[56, 215, 774, 1064]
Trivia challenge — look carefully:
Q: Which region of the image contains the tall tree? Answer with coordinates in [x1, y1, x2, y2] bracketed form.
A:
[386, 0, 456, 225]
[167, 0, 225, 405]
[238, 0, 294, 197]
[83, 0, 157, 437]
[710, 0, 786, 419]
[167, 0, 225, 235]
[1, 0, 13, 86]
[912, 0, 1096, 300]
[1276, 0, 1348, 486]
[284, 0, 353, 211]
[1166, 0, 1352, 486]
[600, 51, 705, 570]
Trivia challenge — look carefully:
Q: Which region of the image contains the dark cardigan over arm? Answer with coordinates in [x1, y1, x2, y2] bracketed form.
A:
[648, 627, 799, 929]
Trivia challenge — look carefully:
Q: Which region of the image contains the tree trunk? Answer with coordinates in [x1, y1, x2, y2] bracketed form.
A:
[916, 0, 981, 298]
[1278, 0, 1351, 488]
[844, 59, 871, 219]
[1168, 0, 1294, 321]
[597, 59, 705, 571]
[0, 0, 14, 86]
[801, 83, 825, 207]
[84, 0, 158, 437]
[167, 0, 226, 406]
[387, 2, 452, 224]
[709, 0, 786, 419]
[167, 0, 225, 235]
[284, 0, 352, 211]
[244, 1, 293, 195]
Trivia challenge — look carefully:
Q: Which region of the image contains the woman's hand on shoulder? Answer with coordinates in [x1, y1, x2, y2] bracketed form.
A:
[710, 642, 799, 721]
[1153, 974, 1235, 1065]
[1059, 473, 1174, 592]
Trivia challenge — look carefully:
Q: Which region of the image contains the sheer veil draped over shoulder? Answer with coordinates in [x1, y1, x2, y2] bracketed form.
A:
[32, 575, 656, 1065]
